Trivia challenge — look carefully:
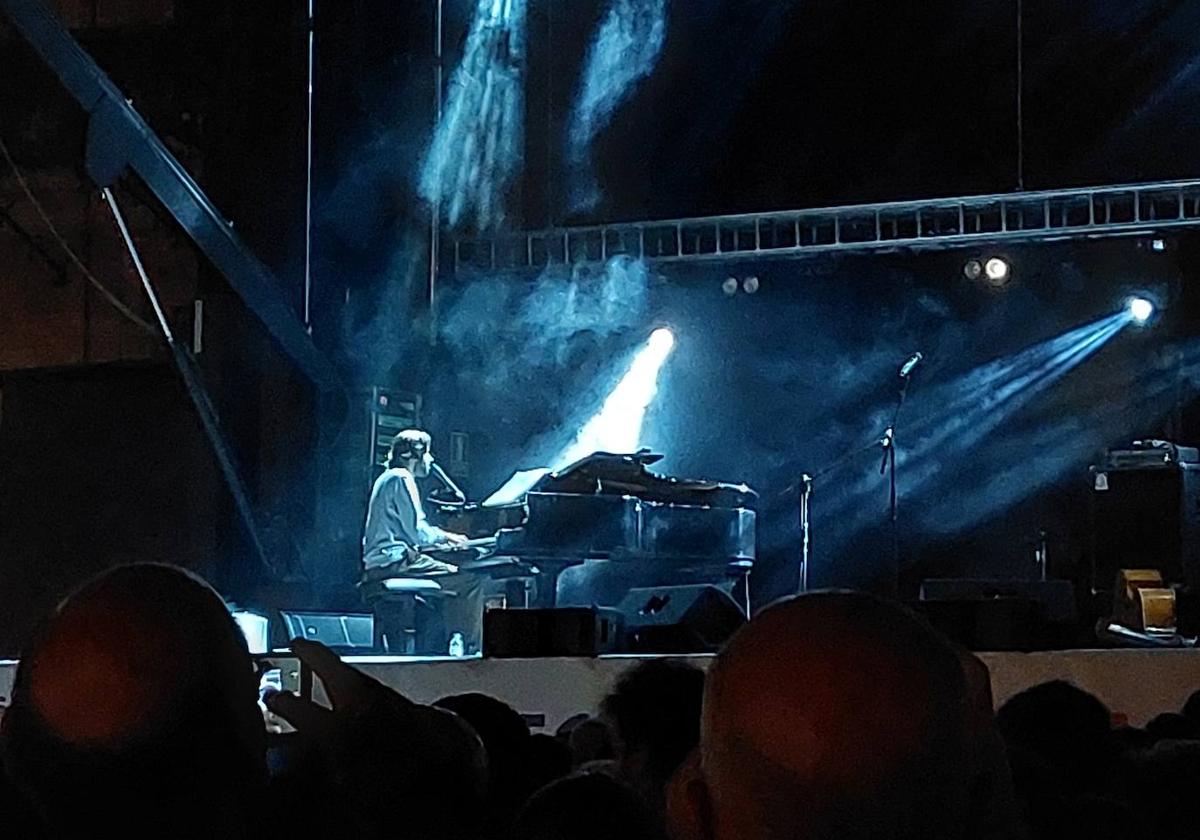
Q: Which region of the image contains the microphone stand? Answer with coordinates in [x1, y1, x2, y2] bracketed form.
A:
[798, 472, 812, 592]
[794, 364, 918, 594]
[795, 434, 892, 593]
[880, 371, 913, 586]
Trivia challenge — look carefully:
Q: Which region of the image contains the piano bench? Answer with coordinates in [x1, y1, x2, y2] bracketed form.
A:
[362, 578, 454, 655]
[381, 578, 444, 595]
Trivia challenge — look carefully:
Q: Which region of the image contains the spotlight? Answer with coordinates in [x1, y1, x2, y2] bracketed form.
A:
[1152, 239, 1166, 252]
[483, 328, 677, 507]
[963, 259, 983, 281]
[743, 276, 760, 294]
[984, 257, 1010, 286]
[722, 277, 739, 296]
[649, 327, 675, 352]
[1127, 297, 1155, 324]
[552, 327, 677, 469]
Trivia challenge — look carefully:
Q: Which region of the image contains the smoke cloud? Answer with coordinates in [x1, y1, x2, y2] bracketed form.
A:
[420, 0, 528, 231]
[441, 254, 649, 367]
[436, 256, 653, 457]
[567, 0, 668, 213]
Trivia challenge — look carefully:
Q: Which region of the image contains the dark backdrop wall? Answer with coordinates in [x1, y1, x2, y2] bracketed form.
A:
[517, 0, 1200, 225]
[0, 364, 223, 656]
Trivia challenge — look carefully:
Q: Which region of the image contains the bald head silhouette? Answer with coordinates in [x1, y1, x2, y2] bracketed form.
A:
[1, 564, 266, 837]
[671, 591, 973, 840]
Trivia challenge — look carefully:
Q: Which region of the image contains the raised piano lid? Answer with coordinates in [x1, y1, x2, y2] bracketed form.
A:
[483, 451, 757, 509]
[482, 467, 552, 507]
[535, 451, 758, 510]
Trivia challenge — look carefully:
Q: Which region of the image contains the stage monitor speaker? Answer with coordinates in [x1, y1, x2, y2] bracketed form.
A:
[920, 579, 1077, 623]
[616, 585, 745, 653]
[917, 578, 1078, 650]
[280, 611, 375, 651]
[910, 598, 1044, 652]
[483, 607, 621, 658]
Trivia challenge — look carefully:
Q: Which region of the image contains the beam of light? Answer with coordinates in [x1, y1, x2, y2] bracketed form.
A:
[904, 313, 1129, 463]
[566, 0, 668, 213]
[924, 337, 1200, 535]
[555, 327, 675, 468]
[481, 327, 675, 507]
[420, 0, 527, 231]
[819, 312, 1131, 536]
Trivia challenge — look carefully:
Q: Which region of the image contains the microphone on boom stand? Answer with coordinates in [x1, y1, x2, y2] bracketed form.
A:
[429, 460, 467, 504]
[793, 350, 927, 595]
[898, 351, 923, 379]
[882, 352, 922, 473]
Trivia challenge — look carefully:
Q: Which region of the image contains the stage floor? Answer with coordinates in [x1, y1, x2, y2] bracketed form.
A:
[3, 648, 1198, 729]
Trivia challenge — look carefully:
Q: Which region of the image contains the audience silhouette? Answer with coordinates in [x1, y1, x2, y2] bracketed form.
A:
[4, 565, 1200, 840]
[2, 564, 267, 838]
[668, 591, 979, 840]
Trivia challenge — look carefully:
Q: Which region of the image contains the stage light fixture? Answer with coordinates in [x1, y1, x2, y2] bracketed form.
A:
[1127, 297, 1155, 324]
[1152, 239, 1166, 252]
[722, 277, 739, 296]
[649, 327, 675, 352]
[743, 276, 760, 294]
[963, 259, 983, 281]
[984, 257, 1010, 285]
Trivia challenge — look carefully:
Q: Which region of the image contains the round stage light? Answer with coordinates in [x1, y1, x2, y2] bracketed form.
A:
[649, 327, 675, 352]
[1127, 297, 1155, 324]
[984, 257, 1010, 285]
[743, 276, 760, 294]
[722, 277, 739, 296]
[963, 259, 983, 281]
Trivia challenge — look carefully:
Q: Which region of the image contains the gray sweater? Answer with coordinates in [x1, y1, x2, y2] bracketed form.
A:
[362, 467, 453, 569]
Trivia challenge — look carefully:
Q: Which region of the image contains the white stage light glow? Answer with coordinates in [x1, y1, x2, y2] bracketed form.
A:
[1127, 297, 1155, 324]
[649, 327, 675, 352]
[555, 328, 676, 468]
[984, 257, 1010, 285]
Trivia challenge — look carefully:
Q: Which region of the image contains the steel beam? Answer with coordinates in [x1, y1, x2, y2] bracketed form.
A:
[1, 0, 342, 393]
[453, 179, 1200, 274]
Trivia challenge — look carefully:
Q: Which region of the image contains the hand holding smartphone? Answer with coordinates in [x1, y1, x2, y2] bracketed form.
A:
[255, 656, 312, 734]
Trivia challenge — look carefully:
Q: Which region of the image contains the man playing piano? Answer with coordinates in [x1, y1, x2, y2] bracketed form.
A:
[362, 429, 483, 654]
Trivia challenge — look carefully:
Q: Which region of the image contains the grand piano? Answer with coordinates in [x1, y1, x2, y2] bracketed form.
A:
[431, 451, 757, 613]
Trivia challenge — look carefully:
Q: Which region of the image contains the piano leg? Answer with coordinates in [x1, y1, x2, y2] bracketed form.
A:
[734, 568, 751, 618]
[501, 577, 531, 609]
[528, 562, 578, 609]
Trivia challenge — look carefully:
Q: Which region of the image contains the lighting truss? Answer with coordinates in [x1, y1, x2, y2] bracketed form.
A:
[452, 178, 1200, 273]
